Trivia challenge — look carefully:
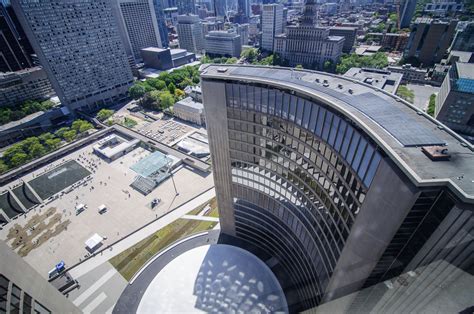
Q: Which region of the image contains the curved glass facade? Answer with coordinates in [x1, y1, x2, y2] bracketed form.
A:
[224, 81, 383, 308]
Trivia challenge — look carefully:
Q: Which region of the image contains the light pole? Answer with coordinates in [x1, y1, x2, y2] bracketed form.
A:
[170, 171, 179, 196]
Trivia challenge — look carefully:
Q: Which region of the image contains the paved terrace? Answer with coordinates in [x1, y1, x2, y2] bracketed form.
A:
[201, 65, 474, 203]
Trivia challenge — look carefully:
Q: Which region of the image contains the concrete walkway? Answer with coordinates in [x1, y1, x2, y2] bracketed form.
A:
[181, 215, 219, 222]
[69, 188, 215, 279]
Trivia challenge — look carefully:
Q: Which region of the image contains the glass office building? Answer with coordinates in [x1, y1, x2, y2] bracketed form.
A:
[201, 65, 474, 312]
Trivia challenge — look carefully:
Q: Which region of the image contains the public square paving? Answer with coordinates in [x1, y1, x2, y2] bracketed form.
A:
[0, 139, 214, 277]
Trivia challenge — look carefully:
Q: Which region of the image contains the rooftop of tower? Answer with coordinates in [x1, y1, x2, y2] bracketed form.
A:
[200, 65, 474, 203]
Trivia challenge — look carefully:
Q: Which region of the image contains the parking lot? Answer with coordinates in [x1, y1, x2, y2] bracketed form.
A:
[0, 138, 214, 277]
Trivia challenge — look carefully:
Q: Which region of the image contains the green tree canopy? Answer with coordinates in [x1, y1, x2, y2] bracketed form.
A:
[129, 84, 146, 100]
[396, 85, 415, 103]
[427, 94, 436, 116]
[241, 48, 258, 63]
[96, 109, 115, 121]
[62, 130, 77, 142]
[159, 91, 175, 109]
[336, 52, 388, 74]
[168, 82, 176, 94]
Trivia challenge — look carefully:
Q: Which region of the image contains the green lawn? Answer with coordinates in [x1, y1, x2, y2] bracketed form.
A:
[185, 197, 219, 217]
[109, 218, 217, 281]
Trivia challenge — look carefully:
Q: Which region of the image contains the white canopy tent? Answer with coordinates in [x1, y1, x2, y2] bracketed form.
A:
[85, 233, 103, 251]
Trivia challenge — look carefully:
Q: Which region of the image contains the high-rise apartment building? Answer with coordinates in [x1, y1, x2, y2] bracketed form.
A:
[205, 31, 241, 57]
[0, 240, 80, 313]
[12, 0, 134, 111]
[115, 0, 163, 62]
[261, 4, 283, 52]
[400, 0, 417, 28]
[152, 0, 169, 48]
[201, 64, 474, 311]
[0, 3, 31, 72]
[435, 62, 474, 138]
[177, 14, 204, 54]
[405, 17, 457, 66]
[274, 0, 344, 69]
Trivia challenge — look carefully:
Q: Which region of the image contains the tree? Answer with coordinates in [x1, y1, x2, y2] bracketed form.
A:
[159, 91, 175, 109]
[226, 57, 238, 64]
[0, 160, 8, 173]
[168, 82, 176, 94]
[241, 47, 258, 63]
[55, 127, 70, 139]
[374, 22, 386, 33]
[427, 94, 436, 116]
[21, 137, 40, 152]
[200, 55, 212, 64]
[29, 143, 46, 158]
[175, 88, 185, 99]
[45, 138, 61, 150]
[336, 52, 388, 74]
[3, 144, 25, 165]
[10, 153, 28, 167]
[129, 84, 146, 100]
[71, 120, 93, 133]
[148, 78, 167, 90]
[38, 132, 55, 143]
[323, 60, 334, 73]
[396, 85, 415, 103]
[62, 130, 77, 142]
[144, 90, 162, 110]
[96, 109, 114, 121]
[389, 13, 398, 23]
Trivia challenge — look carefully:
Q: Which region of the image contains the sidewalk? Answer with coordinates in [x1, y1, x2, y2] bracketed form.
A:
[69, 188, 216, 278]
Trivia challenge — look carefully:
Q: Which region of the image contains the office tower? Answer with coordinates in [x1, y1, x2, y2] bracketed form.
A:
[400, 0, 417, 28]
[0, 241, 80, 313]
[435, 62, 474, 138]
[274, 0, 344, 69]
[329, 26, 357, 53]
[115, 0, 163, 62]
[261, 4, 283, 52]
[205, 31, 241, 57]
[451, 22, 474, 53]
[1, 67, 55, 107]
[177, 14, 204, 53]
[405, 18, 457, 66]
[0, 3, 31, 72]
[152, 0, 169, 48]
[176, 0, 196, 14]
[233, 0, 250, 23]
[214, 0, 227, 17]
[201, 64, 474, 311]
[12, 0, 134, 111]
[235, 23, 249, 46]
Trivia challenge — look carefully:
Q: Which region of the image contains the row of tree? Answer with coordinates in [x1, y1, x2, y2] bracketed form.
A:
[128, 66, 199, 111]
[0, 100, 55, 125]
[200, 55, 238, 65]
[335, 52, 389, 74]
[0, 120, 94, 173]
